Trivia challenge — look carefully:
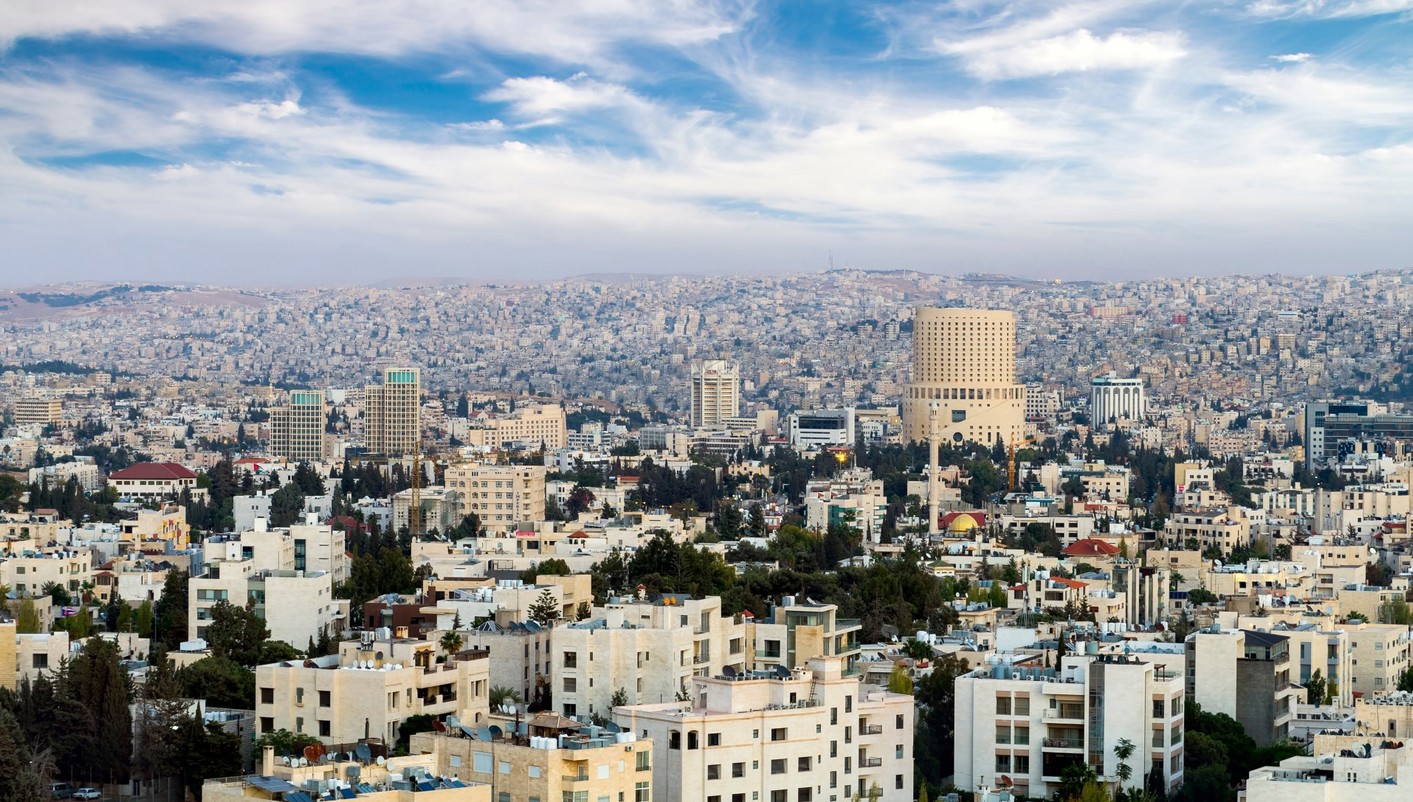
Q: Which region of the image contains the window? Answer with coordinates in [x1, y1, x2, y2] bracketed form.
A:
[995, 755, 1011, 773]
[797, 789, 811, 802]
[771, 792, 787, 802]
[319, 720, 330, 737]
[771, 759, 787, 775]
[895, 745, 904, 759]
[829, 772, 837, 789]
[260, 687, 274, 705]
[771, 728, 787, 742]
[565, 793, 588, 802]
[635, 783, 649, 802]
[996, 726, 1010, 744]
[1014, 755, 1030, 774]
[732, 762, 744, 778]
[1015, 697, 1030, 715]
[996, 697, 1011, 715]
[708, 733, 721, 747]
[708, 765, 721, 781]
[895, 775, 904, 790]
[296, 688, 304, 706]
[319, 690, 331, 707]
[259, 716, 273, 733]
[798, 757, 811, 772]
[32, 654, 47, 669]
[1013, 727, 1028, 746]
[564, 652, 578, 668]
[845, 696, 852, 713]
[637, 751, 651, 771]
[1153, 699, 1165, 718]
[895, 714, 904, 730]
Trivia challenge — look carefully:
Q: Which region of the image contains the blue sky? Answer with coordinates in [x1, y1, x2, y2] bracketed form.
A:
[1, 0, 1411, 284]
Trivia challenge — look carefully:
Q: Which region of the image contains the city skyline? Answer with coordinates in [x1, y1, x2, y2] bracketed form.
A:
[2, 1, 1411, 283]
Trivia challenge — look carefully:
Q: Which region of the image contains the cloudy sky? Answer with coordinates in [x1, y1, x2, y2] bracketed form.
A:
[2, 1, 1410, 285]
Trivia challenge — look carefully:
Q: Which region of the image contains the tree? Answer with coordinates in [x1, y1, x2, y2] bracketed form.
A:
[747, 503, 766, 537]
[913, 654, 968, 789]
[15, 597, 41, 634]
[292, 462, 327, 496]
[887, 663, 914, 695]
[204, 600, 271, 668]
[610, 687, 629, 708]
[0, 705, 51, 802]
[153, 570, 190, 651]
[439, 630, 463, 661]
[1306, 669, 1328, 706]
[178, 656, 256, 709]
[528, 589, 560, 625]
[1113, 737, 1135, 797]
[255, 728, 322, 756]
[269, 482, 305, 527]
[1398, 666, 1413, 693]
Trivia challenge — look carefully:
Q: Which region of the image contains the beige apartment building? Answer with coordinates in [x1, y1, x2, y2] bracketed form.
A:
[206, 743, 491, 802]
[616, 655, 914, 802]
[0, 547, 92, 598]
[747, 598, 861, 676]
[554, 595, 748, 720]
[1161, 508, 1252, 554]
[13, 397, 62, 426]
[1346, 623, 1413, 697]
[410, 723, 652, 802]
[465, 404, 569, 451]
[190, 556, 344, 648]
[445, 463, 547, 535]
[0, 621, 15, 691]
[255, 635, 491, 746]
[902, 308, 1025, 447]
[690, 360, 741, 429]
[1187, 629, 1298, 746]
[954, 653, 1186, 799]
[270, 389, 328, 462]
[365, 367, 421, 456]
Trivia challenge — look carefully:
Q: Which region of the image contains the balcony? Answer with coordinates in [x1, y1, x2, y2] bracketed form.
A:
[860, 758, 882, 768]
[1045, 706, 1084, 721]
[860, 725, 883, 735]
[1043, 737, 1084, 750]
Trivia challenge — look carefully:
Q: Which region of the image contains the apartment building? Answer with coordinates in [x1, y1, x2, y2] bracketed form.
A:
[465, 404, 569, 451]
[747, 598, 862, 676]
[410, 723, 652, 802]
[0, 547, 92, 597]
[1354, 693, 1413, 738]
[555, 595, 748, 719]
[445, 463, 548, 535]
[190, 557, 343, 648]
[1346, 623, 1413, 698]
[364, 367, 421, 456]
[616, 655, 913, 802]
[1186, 629, 1297, 745]
[461, 621, 554, 706]
[1244, 733, 1413, 802]
[117, 503, 191, 552]
[255, 634, 490, 746]
[954, 653, 1185, 799]
[1161, 508, 1252, 554]
[691, 360, 741, 430]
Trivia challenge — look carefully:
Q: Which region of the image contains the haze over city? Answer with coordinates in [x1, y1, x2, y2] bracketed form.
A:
[3, 1, 1412, 284]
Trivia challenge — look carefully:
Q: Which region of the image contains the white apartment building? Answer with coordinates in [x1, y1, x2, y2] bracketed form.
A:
[364, 367, 421, 456]
[1346, 623, 1413, 698]
[1186, 629, 1298, 746]
[616, 655, 914, 802]
[554, 595, 748, 720]
[255, 635, 490, 746]
[954, 653, 1185, 799]
[691, 360, 741, 430]
[108, 462, 202, 502]
[445, 463, 548, 535]
[269, 389, 327, 462]
[207, 518, 350, 584]
[190, 557, 344, 648]
[465, 404, 569, 451]
[748, 598, 862, 676]
[0, 548, 92, 597]
[1244, 734, 1413, 802]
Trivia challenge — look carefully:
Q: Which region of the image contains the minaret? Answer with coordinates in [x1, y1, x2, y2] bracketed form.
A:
[928, 401, 941, 536]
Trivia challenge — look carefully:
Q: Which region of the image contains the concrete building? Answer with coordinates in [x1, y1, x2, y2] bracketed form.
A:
[13, 397, 62, 426]
[0, 620, 15, 691]
[28, 458, 101, 493]
[270, 389, 327, 462]
[787, 408, 855, 450]
[902, 308, 1025, 447]
[1353, 692, 1413, 738]
[461, 621, 554, 707]
[1345, 623, 1413, 698]
[190, 557, 343, 648]
[1090, 373, 1146, 430]
[690, 360, 740, 430]
[255, 634, 491, 746]
[616, 654, 913, 802]
[465, 404, 569, 451]
[1186, 629, 1297, 746]
[108, 462, 201, 502]
[365, 367, 421, 456]
[554, 595, 748, 719]
[953, 653, 1185, 799]
[0, 547, 92, 598]
[444, 464, 548, 535]
[1244, 733, 1413, 802]
[410, 722, 652, 802]
[747, 598, 861, 676]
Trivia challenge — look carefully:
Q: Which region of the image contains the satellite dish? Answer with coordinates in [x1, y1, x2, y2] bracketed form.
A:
[524, 621, 542, 633]
[999, 776, 1013, 788]
[605, 722, 621, 734]
[283, 756, 293, 766]
[385, 761, 396, 773]
[723, 665, 737, 678]
[375, 756, 385, 766]
[477, 727, 493, 741]
[355, 744, 372, 763]
[298, 757, 308, 767]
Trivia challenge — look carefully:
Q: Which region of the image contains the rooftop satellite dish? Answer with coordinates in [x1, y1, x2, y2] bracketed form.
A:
[524, 621, 542, 633]
[283, 756, 293, 766]
[375, 755, 386, 766]
[723, 665, 737, 678]
[355, 743, 372, 763]
[477, 727, 493, 741]
[298, 757, 308, 767]
[488, 725, 503, 739]
[605, 722, 621, 734]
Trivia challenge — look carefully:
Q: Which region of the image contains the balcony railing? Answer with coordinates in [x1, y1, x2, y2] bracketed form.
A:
[860, 725, 883, 735]
[860, 758, 882, 768]
[1043, 738, 1083, 749]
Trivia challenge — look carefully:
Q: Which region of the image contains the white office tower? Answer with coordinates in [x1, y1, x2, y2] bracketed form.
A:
[1090, 372, 1145, 429]
[902, 307, 1026, 447]
[269, 389, 327, 462]
[691, 359, 740, 429]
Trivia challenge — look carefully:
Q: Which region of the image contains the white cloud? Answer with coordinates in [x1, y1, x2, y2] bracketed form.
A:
[947, 27, 1188, 79]
[483, 75, 646, 120]
[1247, 0, 1413, 19]
[1271, 53, 1313, 63]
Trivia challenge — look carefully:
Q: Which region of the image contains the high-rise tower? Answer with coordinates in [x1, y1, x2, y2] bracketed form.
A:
[1090, 372, 1146, 430]
[691, 359, 740, 429]
[902, 307, 1025, 446]
[269, 389, 327, 462]
[364, 367, 421, 455]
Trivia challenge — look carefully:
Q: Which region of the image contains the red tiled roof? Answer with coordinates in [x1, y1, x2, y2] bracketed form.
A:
[110, 462, 196, 481]
[1061, 538, 1120, 557]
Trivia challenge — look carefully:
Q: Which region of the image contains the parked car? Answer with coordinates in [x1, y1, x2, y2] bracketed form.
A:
[48, 784, 74, 799]
[73, 790, 102, 801]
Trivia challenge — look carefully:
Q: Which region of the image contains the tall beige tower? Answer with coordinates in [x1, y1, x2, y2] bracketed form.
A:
[903, 307, 1025, 447]
[269, 389, 327, 462]
[691, 359, 740, 429]
[364, 367, 421, 455]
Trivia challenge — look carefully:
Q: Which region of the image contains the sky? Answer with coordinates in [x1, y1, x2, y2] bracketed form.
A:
[1, 1, 1411, 285]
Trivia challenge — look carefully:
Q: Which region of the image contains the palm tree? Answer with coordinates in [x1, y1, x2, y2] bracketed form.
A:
[489, 686, 522, 714]
[439, 630, 463, 662]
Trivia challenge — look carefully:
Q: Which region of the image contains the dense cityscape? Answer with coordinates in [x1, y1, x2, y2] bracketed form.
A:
[2, 270, 1413, 802]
